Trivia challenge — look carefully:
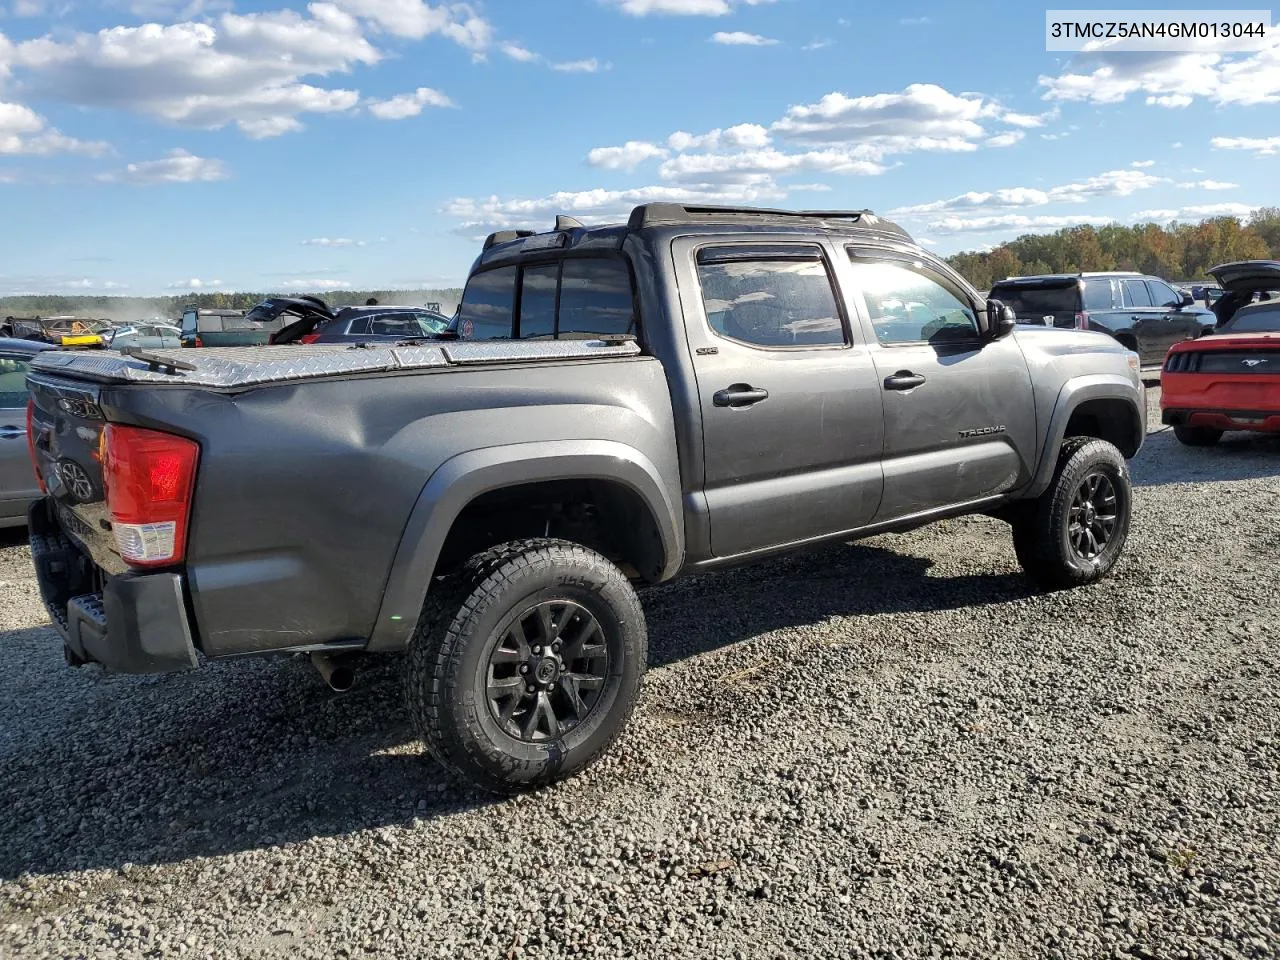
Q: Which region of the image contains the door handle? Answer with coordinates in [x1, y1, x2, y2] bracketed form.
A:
[883, 371, 926, 391]
[713, 384, 769, 408]
[0, 426, 25, 440]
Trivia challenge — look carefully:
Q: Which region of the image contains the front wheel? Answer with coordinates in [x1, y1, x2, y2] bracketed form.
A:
[406, 539, 647, 794]
[1011, 437, 1133, 590]
[1173, 424, 1222, 447]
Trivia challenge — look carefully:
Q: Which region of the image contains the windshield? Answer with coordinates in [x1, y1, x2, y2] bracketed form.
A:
[989, 283, 1079, 315]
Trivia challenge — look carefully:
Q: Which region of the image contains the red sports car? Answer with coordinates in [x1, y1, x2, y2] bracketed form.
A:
[1161, 260, 1280, 446]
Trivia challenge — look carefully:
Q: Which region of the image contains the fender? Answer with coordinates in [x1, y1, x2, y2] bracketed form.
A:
[1024, 373, 1145, 499]
[366, 439, 684, 652]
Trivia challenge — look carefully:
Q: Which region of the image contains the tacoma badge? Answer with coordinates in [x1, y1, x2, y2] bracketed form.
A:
[958, 425, 1007, 439]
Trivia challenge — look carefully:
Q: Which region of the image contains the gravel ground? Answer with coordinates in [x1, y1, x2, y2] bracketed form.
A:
[2, 386, 1278, 960]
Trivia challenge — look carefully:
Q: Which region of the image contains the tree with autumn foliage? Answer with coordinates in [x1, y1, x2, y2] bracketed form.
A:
[947, 212, 1280, 292]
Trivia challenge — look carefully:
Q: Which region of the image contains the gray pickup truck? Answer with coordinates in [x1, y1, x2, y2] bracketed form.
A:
[25, 204, 1145, 793]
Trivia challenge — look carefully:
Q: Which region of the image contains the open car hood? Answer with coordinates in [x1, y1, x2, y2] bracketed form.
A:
[1208, 260, 1280, 293]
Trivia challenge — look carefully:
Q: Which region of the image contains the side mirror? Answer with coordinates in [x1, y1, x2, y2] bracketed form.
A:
[983, 299, 1017, 340]
[1179, 291, 1194, 307]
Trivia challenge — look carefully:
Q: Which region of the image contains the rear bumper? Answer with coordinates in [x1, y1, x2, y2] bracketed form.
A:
[28, 500, 198, 674]
[1161, 408, 1280, 433]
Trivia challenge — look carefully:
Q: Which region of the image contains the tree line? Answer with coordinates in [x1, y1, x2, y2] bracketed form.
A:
[946, 208, 1280, 292]
[1, 288, 463, 322]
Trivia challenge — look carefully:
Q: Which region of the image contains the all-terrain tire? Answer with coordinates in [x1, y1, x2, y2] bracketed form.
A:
[405, 538, 647, 794]
[1011, 437, 1132, 591]
[1173, 424, 1223, 447]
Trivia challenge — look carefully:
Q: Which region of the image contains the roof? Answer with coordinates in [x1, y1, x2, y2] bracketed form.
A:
[996, 271, 1149, 284]
[0, 336, 58, 354]
[475, 203, 916, 269]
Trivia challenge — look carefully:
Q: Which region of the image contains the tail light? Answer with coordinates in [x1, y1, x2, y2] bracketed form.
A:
[103, 425, 199, 568]
[193, 335, 203, 347]
[299, 332, 321, 344]
[26, 399, 46, 493]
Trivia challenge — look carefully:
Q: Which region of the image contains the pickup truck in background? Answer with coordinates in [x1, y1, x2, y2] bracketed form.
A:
[25, 204, 1146, 793]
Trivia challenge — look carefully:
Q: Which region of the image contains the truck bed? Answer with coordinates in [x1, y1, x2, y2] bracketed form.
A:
[28, 339, 642, 389]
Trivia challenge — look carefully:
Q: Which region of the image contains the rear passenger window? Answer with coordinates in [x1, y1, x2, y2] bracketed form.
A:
[696, 247, 845, 347]
[518, 265, 558, 339]
[557, 259, 635, 338]
[1123, 279, 1153, 308]
[458, 266, 517, 339]
[1083, 279, 1113, 311]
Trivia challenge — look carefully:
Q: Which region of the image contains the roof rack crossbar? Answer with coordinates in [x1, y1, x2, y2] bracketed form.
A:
[483, 229, 537, 250]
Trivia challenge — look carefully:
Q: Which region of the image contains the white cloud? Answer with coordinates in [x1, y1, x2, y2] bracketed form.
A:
[14, 0, 47, 15]
[667, 122, 770, 152]
[64, 278, 128, 289]
[710, 31, 778, 46]
[367, 86, 453, 119]
[1040, 131, 1070, 141]
[889, 168, 1164, 217]
[301, 237, 365, 247]
[900, 16, 930, 26]
[659, 147, 887, 183]
[1131, 159, 1155, 168]
[500, 42, 539, 62]
[602, 0, 775, 14]
[443, 179, 788, 237]
[0, 101, 110, 156]
[333, 0, 492, 48]
[926, 214, 1114, 235]
[281, 278, 353, 290]
[96, 148, 228, 184]
[1039, 36, 1280, 107]
[1133, 203, 1259, 221]
[985, 131, 1023, 148]
[551, 58, 608, 73]
[771, 84, 997, 156]
[802, 39, 832, 51]
[168, 277, 223, 289]
[1176, 179, 1239, 190]
[587, 140, 669, 170]
[1211, 135, 1280, 156]
[7, 8, 380, 138]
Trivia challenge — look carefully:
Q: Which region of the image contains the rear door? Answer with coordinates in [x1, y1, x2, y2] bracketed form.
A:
[674, 237, 885, 558]
[841, 249, 1037, 521]
[0, 350, 39, 523]
[1146, 278, 1203, 349]
[1120, 278, 1168, 364]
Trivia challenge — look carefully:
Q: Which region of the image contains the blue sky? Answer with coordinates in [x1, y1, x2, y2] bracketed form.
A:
[0, 0, 1275, 295]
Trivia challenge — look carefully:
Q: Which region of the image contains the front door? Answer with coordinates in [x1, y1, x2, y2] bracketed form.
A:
[837, 251, 1037, 521]
[0, 352, 39, 523]
[674, 237, 885, 558]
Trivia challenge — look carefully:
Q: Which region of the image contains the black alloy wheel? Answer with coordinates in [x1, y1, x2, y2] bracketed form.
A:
[485, 600, 609, 742]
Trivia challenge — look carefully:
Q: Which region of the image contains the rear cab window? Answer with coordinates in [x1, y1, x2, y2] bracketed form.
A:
[458, 257, 637, 341]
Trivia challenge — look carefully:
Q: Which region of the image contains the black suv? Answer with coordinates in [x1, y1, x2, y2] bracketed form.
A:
[988, 272, 1215, 366]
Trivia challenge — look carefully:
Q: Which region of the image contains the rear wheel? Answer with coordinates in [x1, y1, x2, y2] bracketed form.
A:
[1011, 438, 1132, 590]
[1173, 424, 1223, 447]
[405, 539, 647, 794]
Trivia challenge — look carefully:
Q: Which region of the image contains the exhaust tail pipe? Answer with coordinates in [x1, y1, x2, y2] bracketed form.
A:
[311, 653, 355, 693]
